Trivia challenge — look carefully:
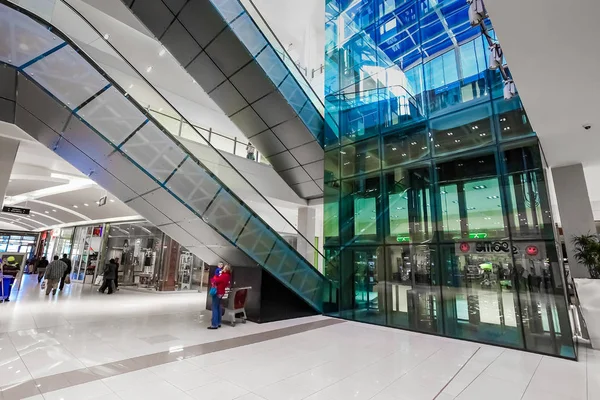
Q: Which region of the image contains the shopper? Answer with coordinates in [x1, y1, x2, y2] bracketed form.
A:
[58, 254, 72, 291]
[36, 256, 48, 283]
[99, 259, 117, 295]
[113, 257, 120, 291]
[44, 256, 67, 296]
[208, 264, 231, 330]
[246, 142, 255, 161]
[215, 261, 224, 277]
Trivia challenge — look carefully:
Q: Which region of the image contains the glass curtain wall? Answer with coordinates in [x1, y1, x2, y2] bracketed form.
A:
[324, 0, 575, 358]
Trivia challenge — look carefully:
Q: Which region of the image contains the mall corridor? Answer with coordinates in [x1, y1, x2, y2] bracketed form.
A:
[0, 277, 595, 400]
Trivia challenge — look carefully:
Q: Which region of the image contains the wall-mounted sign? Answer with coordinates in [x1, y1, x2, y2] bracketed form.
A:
[396, 235, 410, 243]
[468, 232, 488, 239]
[98, 196, 107, 207]
[1, 206, 30, 215]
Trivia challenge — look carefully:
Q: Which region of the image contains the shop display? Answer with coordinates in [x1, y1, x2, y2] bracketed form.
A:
[178, 252, 193, 290]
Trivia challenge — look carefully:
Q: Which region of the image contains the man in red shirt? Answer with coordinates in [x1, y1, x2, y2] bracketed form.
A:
[208, 264, 231, 329]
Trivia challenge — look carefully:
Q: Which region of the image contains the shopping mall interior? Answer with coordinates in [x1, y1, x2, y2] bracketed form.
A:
[0, 0, 599, 399]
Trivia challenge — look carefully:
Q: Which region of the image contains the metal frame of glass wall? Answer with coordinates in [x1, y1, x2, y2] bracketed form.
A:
[323, 0, 575, 359]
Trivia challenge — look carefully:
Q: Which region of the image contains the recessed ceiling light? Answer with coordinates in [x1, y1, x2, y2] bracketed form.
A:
[158, 107, 163, 112]
[103, 34, 110, 40]
[44, 211, 49, 214]
[158, 48, 166, 57]
[73, 205, 78, 208]
[52, 209, 56, 212]
[84, 203, 89, 207]
[146, 66, 153, 73]
[109, 199, 115, 203]
[128, 84, 134, 89]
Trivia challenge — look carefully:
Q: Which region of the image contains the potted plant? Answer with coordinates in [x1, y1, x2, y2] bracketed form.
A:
[572, 233, 600, 348]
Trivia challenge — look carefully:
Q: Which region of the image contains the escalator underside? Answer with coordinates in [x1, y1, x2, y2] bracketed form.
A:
[0, 2, 324, 310]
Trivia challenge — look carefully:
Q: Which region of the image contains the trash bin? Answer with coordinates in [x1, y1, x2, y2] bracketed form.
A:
[1, 276, 15, 301]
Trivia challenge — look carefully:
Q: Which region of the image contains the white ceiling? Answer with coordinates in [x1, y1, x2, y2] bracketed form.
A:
[0, 123, 139, 232]
[485, 0, 600, 221]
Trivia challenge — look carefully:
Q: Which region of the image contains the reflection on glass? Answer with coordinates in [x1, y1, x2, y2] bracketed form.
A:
[384, 164, 433, 243]
[431, 103, 494, 156]
[385, 245, 441, 332]
[324, 181, 340, 246]
[495, 98, 535, 141]
[341, 138, 380, 177]
[503, 144, 553, 240]
[341, 173, 381, 245]
[437, 153, 507, 240]
[440, 243, 524, 348]
[339, 247, 385, 325]
[514, 241, 575, 358]
[382, 125, 428, 168]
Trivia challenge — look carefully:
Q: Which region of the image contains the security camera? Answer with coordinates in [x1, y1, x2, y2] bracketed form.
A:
[583, 124, 592, 130]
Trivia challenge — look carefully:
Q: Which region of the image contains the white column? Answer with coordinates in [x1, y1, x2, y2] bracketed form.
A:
[0, 136, 19, 206]
[297, 206, 316, 266]
[552, 164, 596, 278]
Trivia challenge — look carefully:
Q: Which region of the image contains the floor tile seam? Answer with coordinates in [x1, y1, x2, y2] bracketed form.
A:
[452, 348, 506, 398]
[3, 319, 344, 396]
[364, 346, 448, 400]
[518, 356, 544, 400]
[432, 347, 481, 400]
[4, 331, 38, 392]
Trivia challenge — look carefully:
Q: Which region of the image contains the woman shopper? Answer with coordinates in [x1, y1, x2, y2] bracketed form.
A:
[208, 264, 231, 330]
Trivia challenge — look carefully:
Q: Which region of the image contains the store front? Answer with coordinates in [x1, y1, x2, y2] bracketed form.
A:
[0, 231, 38, 259]
[70, 225, 104, 283]
[103, 221, 208, 292]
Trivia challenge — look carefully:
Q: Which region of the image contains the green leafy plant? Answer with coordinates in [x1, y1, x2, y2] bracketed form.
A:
[572, 234, 600, 279]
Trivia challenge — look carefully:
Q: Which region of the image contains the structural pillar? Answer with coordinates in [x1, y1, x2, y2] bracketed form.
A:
[297, 207, 316, 266]
[0, 136, 19, 207]
[552, 163, 596, 278]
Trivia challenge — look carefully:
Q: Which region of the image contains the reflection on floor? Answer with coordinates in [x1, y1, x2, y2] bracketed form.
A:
[0, 275, 596, 399]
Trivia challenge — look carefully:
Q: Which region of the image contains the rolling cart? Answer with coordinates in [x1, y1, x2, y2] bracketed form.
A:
[223, 286, 251, 326]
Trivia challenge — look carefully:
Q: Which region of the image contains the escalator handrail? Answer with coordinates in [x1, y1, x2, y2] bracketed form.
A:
[5, 0, 329, 281]
[237, 0, 326, 117]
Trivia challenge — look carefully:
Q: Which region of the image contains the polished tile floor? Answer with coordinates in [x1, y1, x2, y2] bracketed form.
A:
[0, 275, 596, 399]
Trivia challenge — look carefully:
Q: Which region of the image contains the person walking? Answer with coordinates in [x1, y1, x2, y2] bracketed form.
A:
[59, 254, 72, 291]
[246, 142, 255, 161]
[113, 257, 120, 291]
[44, 256, 67, 296]
[208, 264, 231, 330]
[36, 256, 48, 283]
[99, 259, 117, 294]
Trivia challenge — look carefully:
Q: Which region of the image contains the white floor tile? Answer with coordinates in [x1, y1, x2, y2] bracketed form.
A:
[115, 380, 193, 400]
[186, 380, 248, 400]
[42, 380, 113, 400]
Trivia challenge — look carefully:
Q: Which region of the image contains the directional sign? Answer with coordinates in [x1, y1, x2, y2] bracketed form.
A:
[2, 206, 30, 215]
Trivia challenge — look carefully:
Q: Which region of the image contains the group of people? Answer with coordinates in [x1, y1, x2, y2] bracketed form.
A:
[208, 262, 232, 330]
[42, 254, 72, 295]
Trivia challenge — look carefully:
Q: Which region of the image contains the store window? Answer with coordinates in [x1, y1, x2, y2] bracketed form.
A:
[70, 225, 104, 283]
[105, 222, 163, 289]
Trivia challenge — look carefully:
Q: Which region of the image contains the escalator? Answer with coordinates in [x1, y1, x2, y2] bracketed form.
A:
[122, 0, 329, 199]
[0, 1, 329, 311]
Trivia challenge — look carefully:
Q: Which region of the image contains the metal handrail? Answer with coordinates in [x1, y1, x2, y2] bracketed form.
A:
[148, 108, 270, 165]
[239, 0, 325, 116]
